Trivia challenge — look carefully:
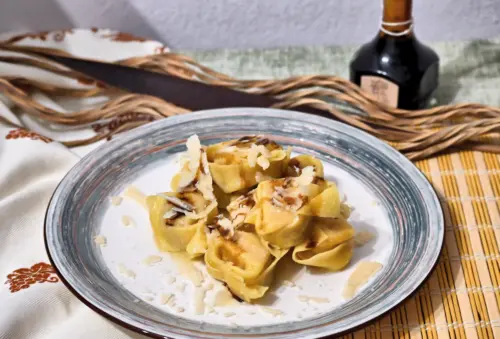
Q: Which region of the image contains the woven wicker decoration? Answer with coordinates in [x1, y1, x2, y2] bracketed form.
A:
[0, 41, 500, 160]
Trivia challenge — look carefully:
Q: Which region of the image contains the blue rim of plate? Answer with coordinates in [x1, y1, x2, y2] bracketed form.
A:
[44, 108, 444, 339]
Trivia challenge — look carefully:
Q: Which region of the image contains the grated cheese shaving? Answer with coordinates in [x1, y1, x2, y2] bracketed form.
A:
[353, 231, 375, 247]
[282, 280, 295, 287]
[196, 171, 215, 201]
[176, 282, 187, 292]
[177, 170, 197, 189]
[256, 155, 270, 170]
[224, 312, 236, 318]
[159, 293, 174, 305]
[175, 306, 185, 313]
[298, 295, 330, 303]
[93, 235, 107, 247]
[117, 264, 136, 279]
[218, 217, 235, 238]
[200, 150, 211, 176]
[343, 261, 383, 299]
[193, 288, 206, 315]
[123, 186, 147, 209]
[167, 296, 176, 307]
[143, 296, 154, 302]
[186, 135, 202, 172]
[260, 307, 284, 316]
[189, 267, 204, 287]
[212, 287, 236, 307]
[177, 135, 202, 188]
[165, 276, 176, 284]
[121, 215, 135, 228]
[184, 200, 217, 220]
[142, 255, 162, 266]
[247, 144, 271, 168]
[110, 196, 123, 206]
[295, 166, 315, 186]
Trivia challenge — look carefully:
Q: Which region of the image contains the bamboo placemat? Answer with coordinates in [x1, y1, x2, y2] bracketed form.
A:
[340, 152, 500, 339]
[2, 32, 500, 338]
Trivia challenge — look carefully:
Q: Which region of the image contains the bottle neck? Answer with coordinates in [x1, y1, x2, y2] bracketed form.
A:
[380, 0, 413, 37]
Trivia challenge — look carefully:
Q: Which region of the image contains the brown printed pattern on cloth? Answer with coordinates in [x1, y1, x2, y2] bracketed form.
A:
[102, 32, 147, 42]
[5, 128, 52, 143]
[5, 262, 60, 293]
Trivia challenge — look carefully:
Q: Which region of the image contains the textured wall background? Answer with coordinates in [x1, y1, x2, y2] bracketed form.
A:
[1, 0, 500, 50]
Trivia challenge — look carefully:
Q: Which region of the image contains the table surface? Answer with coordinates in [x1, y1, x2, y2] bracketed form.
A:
[184, 38, 500, 339]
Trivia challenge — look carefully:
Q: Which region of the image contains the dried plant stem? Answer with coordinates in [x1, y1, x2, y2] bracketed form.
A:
[0, 41, 499, 160]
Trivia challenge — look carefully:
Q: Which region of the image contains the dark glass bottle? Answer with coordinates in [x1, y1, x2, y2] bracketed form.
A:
[349, 0, 439, 110]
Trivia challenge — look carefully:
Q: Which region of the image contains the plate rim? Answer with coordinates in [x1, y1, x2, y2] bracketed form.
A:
[44, 107, 445, 339]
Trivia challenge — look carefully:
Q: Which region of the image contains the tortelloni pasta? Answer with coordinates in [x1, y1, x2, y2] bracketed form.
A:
[146, 134, 364, 302]
[293, 217, 355, 270]
[146, 135, 218, 258]
[205, 228, 287, 302]
[146, 191, 218, 258]
[206, 136, 289, 193]
[250, 169, 342, 250]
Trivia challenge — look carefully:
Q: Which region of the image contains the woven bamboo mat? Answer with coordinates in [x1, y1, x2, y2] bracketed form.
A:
[338, 152, 500, 339]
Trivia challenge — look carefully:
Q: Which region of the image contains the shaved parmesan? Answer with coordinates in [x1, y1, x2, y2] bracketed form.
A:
[110, 196, 122, 206]
[256, 155, 270, 170]
[176, 135, 202, 189]
[117, 264, 136, 279]
[343, 261, 383, 299]
[159, 293, 174, 305]
[177, 170, 197, 189]
[177, 282, 186, 292]
[196, 172, 215, 201]
[353, 231, 375, 247]
[94, 235, 107, 247]
[295, 166, 315, 186]
[184, 200, 217, 220]
[298, 295, 330, 303]
[123, 186, 147, 209]
[121, 215, 135, 228]
[158, 194, 194, 211]
[193, 288, 206, 315]
[142, 255, 162, 266]
[188, 267, 204, 287]
[212, 287, 236, 307]
[186, 134, 202, 172]
[260, 307, 284, 316]
[200, 151, 210, 175]
[218, 217, 235, 238]
[247, 144, 271, 168]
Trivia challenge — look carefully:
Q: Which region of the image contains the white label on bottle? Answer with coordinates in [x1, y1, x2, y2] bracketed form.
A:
[360, 76, 399, 108]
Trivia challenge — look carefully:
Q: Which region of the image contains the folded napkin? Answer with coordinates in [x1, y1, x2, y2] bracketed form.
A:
[0, 28, 168, 339]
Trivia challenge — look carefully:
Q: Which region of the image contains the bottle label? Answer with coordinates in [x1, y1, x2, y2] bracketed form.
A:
[360, 76, 399, 107]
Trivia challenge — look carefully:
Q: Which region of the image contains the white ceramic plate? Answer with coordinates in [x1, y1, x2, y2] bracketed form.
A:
[45, 108, 444, 339]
